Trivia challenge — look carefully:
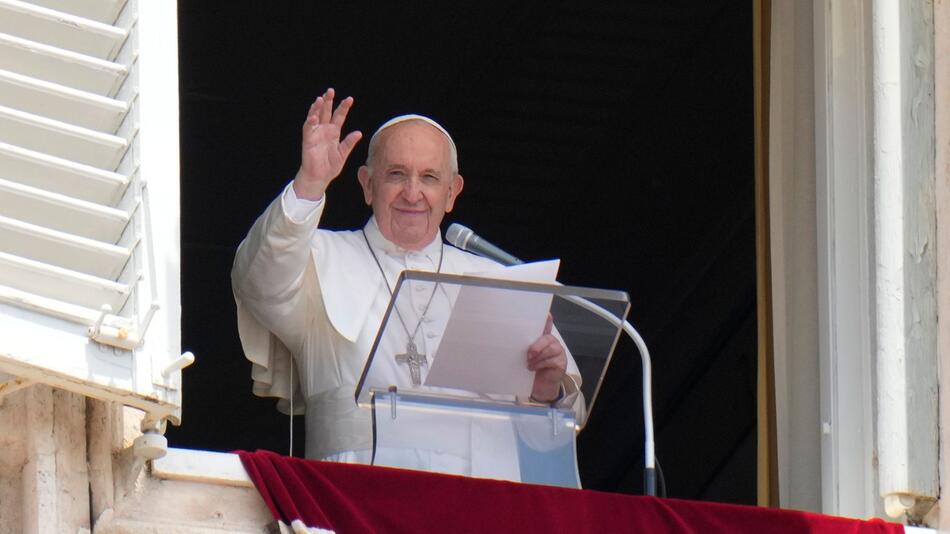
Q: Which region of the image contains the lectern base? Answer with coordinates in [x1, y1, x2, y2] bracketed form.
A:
[370, 390, 579, 488]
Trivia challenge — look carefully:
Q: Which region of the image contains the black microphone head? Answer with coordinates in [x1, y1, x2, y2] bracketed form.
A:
[445, 223, 473, 250]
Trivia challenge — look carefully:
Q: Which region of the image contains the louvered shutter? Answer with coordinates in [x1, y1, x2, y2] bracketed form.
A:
[0, 0, 184, 424]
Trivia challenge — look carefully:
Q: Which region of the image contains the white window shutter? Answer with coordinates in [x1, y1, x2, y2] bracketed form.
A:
[0, 0, 184, 425]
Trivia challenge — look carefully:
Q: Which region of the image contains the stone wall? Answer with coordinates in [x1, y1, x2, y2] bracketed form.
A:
[0, 385, 273, 533]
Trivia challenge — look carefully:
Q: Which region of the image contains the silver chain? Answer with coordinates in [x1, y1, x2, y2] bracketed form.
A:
[361, 229, 444, 344]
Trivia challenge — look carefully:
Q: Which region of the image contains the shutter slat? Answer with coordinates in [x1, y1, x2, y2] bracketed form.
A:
[0, 32, 127, 96]
[24, 0, 126, 25]
[0, 250, 130, 310]
[0, 214, 129, 279]
[0, 285, 103, 325]
[0, 69, 127, 131]
[0, 104, 127, 169]
[0, 177, 128, 243]
[0, 141, 128, 204]
[0, 0, 127, 60]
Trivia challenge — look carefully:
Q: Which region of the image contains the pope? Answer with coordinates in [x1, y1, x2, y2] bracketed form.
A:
[232, 88, 582, 474]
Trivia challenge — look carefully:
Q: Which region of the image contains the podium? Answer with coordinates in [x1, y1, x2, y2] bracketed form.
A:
[355, 270, 629, 488]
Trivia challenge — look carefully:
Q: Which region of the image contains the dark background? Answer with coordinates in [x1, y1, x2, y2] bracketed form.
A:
[170, 0, 757, 503]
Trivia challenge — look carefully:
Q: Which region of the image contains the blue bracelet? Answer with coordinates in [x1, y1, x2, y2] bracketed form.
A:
[530, 383, 565, 406]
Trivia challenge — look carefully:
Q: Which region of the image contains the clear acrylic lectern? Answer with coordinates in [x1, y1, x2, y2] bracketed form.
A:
[355, 270, 629, 488]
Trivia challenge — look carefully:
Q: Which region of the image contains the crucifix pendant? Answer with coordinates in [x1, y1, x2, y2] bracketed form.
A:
[395, 341, 427, 386]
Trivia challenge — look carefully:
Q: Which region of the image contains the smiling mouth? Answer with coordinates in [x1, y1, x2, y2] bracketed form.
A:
[394, 207, 427, 215]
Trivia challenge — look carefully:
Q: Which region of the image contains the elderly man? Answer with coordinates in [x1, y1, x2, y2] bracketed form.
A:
[232, 88, 581, 477]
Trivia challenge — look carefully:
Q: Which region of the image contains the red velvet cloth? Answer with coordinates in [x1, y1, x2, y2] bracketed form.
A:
[238, 449, 904, 534]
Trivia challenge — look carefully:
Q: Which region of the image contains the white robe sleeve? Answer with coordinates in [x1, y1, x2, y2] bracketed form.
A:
[232, 185, 382, 416]
[232, 185, 323, 415]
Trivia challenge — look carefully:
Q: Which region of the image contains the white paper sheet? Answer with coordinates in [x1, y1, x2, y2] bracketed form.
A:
[423, 259, 560, 396]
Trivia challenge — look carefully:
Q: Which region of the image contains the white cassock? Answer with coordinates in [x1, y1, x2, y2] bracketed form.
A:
[232, 184, 583, 481]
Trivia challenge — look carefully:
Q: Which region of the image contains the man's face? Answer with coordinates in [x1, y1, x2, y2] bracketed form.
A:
[358, 121, 463, 250]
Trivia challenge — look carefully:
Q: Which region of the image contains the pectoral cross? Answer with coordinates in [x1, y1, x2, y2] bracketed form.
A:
[395, 341, 427, 386]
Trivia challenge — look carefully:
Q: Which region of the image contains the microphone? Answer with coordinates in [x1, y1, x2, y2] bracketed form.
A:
[446, 223, 524, 266]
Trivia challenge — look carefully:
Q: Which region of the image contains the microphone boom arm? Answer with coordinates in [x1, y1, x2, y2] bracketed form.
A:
[562, 294, 656, 496]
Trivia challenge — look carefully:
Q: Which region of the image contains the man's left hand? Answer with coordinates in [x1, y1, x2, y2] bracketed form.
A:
[527, 314, 567, 403]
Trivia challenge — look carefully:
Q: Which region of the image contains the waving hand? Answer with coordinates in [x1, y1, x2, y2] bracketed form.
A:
[293, 88, 363, 200]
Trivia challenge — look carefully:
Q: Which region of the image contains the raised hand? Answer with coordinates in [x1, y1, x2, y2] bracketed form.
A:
[293, 88, 363, 200]
[527, 314, 567, 403]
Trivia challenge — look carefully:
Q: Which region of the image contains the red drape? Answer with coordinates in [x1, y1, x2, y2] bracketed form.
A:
[238, 449, 904, 534]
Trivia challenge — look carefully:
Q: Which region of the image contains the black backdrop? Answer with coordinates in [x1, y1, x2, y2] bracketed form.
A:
[170, 0, 756, 503]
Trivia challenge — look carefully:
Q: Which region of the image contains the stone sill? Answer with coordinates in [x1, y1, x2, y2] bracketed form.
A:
[151, 447, 254, 487]
[94, 447, 274, 533]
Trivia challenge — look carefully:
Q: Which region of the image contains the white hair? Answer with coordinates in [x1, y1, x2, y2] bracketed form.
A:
[365, 114, 459, 174]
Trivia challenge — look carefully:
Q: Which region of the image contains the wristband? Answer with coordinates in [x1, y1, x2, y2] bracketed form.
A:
[530, 383, 565, 406]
